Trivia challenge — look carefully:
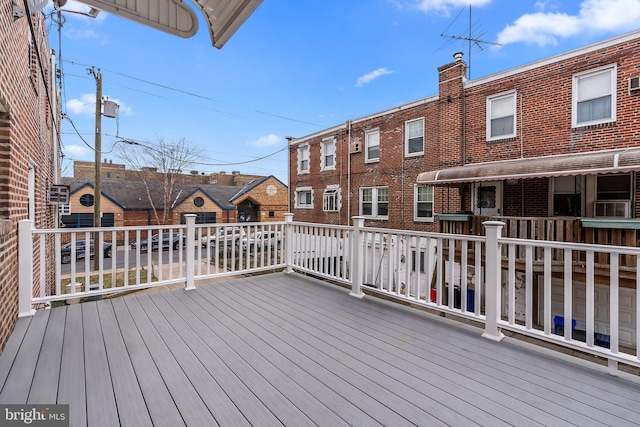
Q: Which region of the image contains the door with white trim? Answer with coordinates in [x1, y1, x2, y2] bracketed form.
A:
[473, 181, 502, 216]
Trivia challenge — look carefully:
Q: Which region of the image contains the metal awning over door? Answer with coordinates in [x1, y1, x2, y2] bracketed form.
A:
[416, 148, 640, 185]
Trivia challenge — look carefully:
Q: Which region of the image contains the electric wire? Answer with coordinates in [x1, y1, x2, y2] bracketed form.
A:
[62, 59, 323, 127]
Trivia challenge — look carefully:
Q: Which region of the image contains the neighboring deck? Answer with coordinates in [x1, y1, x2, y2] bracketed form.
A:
[1, 273, 640, 426]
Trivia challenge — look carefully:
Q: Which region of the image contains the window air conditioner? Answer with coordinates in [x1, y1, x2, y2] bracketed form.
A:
[629, 76, 640, 93]
[593, 200, 630, 218]
[349, 142, 361, 153]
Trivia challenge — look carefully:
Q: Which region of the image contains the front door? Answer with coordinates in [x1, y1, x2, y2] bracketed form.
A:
[473, 181, 502, 216]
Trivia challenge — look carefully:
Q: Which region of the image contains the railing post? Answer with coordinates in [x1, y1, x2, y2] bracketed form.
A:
[185, 214, 196, 291]
[284, 213, 294, 274]
[18, 220, 35, 317]
[482, 221, 505, 341]
[349, 216, 365, 299]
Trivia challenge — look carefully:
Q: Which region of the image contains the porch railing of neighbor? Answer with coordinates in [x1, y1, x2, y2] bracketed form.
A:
[18, 214, 640, 376]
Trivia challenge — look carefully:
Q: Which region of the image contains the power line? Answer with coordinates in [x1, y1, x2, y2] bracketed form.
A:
[62, 59, 323, 127]
[119, 138, 287, 167]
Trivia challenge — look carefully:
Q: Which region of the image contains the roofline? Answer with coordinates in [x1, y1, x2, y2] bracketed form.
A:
[229, 175, 287, 202]
[288, 124, 346, 146]
[68, 182, 126, 209]
[290, 30, 640, 145]
[466, 28, 640, 88]
[350, 95, 439, 125]
[291, 94, 439, 144]
[192, 187, 235, 211]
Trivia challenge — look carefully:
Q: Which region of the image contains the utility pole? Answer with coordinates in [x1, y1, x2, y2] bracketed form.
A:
[89, 66, 102, 270]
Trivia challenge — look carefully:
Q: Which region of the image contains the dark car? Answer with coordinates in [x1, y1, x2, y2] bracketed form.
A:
[61, 240, 113, 264]
[131, 232, 185, 253]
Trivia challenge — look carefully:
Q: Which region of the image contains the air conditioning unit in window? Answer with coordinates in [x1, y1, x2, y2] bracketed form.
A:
[349, 142, 361, 153]
[593, 200, 630, 218]
[629, 76, 640, 93]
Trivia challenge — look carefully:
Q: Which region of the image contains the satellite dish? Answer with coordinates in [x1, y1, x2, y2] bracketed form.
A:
[27, 0, 48, 13]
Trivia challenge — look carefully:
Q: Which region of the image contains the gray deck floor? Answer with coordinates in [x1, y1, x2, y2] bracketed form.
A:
[1, 272, 640, 426]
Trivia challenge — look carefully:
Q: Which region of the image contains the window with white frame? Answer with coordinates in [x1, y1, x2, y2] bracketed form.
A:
[360, 187, 388, 218]
[405, 118, 424, 156]
[295, 187, 313, 208]
[487, 92, 516, 140]
[321, 138, 335, 171]
[573, 65, 616, 127]
[414, 185, 434, 221]
[323, 186, 340, 212]
[594, 173, 631, 217]
[297, 144, 310, 174]
[365, 129, 380, 163]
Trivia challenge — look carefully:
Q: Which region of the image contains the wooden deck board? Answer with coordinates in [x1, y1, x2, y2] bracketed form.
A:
[166, 288, 314, 426]
[135, 293, 250, 427]
[149, 291, 288, 427]
[0, 310, 48, 404]
[288, 276, 640, 425]
[1, 272, 640, 427]
[109, 298, 186, 427]
[0, 317, 30, 394]
[82, 302, 120, 427]
[96, 301, 153, 427]
[175, 288, 333, 426]
[27, 308, 65, 404]
[122, 296, 219, 426]
[258, 275, 637, 426]
[194, 285, 418, 426]
[232, 276, 531, 426]
[209, 279, 472, 426]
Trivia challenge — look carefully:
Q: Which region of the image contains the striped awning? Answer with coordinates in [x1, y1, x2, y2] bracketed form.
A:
[416, 148, 640, 184]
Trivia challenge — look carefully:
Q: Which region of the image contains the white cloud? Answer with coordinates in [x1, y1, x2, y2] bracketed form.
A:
[66, 94, 134, 116]
[498, 0, 640, 46]
[355, 68, 395, 88]
[66, 93, 95, 115]
[409, 0, 492, 15]
[58, 0, 108, 22]
[249, 134, 281, 147]
[65, 145, 90, 157]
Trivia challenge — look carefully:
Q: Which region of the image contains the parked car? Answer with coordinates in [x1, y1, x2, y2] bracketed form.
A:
[61, 240, 112, 264]
[200, 227, 245, 248]
[131, 232, 185, 253]
[239, 230, 282, 252]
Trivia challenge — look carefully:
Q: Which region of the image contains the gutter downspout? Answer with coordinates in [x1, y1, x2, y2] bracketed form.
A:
[347, 120, 352, 222]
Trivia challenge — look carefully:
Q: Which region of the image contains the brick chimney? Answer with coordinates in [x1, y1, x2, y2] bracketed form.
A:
[437, 52, 467, 169]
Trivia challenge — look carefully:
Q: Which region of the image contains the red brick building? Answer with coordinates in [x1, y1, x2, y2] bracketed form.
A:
[289, 30, 640, 347]
[289, 29, 640, 231]
[0, 6, 59, 351]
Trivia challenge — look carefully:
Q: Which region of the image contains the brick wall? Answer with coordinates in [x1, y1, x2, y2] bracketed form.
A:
[0, 6, 57, 353]
[289, 33, 640, 231]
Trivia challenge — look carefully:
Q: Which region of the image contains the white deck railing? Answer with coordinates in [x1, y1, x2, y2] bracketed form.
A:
[18, 214, 640, 375]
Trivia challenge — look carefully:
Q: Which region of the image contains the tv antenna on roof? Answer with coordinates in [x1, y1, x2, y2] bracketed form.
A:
[440, 4, 501, 79]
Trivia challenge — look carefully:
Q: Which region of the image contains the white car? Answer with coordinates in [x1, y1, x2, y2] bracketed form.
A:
[200, 227, 245, 248]
[240, 230, 282, 252]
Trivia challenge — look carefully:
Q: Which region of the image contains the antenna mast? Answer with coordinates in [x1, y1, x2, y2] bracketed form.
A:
[440, 5, 501, 79]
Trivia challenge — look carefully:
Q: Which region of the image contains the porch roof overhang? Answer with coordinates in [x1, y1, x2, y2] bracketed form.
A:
[416, 148, 640, 185]
[71, 0, 262, 48]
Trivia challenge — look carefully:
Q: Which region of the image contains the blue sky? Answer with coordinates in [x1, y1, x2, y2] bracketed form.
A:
[52, 0, 640, 183]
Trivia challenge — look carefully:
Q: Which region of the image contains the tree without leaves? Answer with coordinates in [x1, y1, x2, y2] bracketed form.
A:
[116, 137, 199, 225]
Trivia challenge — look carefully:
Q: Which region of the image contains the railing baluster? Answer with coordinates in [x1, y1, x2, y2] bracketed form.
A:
[543, 246, 552, 335]
[563, 248, 573, 340]
[508, 244, 515, 324]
